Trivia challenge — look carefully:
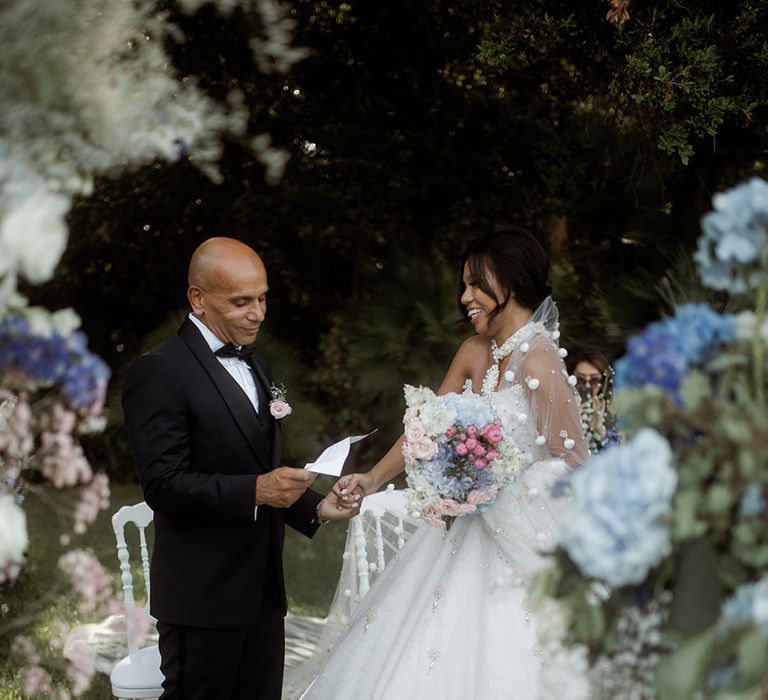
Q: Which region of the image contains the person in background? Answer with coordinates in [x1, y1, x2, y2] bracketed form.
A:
[567, 347, 621, 454]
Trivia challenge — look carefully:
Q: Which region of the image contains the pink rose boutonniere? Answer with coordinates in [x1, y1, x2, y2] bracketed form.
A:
[269, 384, 292, 420]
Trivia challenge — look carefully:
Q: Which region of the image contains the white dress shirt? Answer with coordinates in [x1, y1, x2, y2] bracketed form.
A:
[188, 313, 261, 520]
[188, 313, 259, 413]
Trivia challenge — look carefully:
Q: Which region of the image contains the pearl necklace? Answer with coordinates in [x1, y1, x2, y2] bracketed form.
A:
[480, 322, 543, 396]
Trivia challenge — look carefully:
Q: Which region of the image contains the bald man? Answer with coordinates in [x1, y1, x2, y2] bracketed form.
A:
[122, 238, 356, 700]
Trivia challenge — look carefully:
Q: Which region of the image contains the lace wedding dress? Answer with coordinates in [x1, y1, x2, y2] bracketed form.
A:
[298, 299, 587, 700]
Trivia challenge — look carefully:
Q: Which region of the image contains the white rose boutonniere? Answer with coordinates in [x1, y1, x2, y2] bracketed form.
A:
[269, 384, 292, 420]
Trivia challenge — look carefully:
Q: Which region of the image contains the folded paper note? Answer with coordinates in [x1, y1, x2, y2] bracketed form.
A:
[304, 429, 378, 477]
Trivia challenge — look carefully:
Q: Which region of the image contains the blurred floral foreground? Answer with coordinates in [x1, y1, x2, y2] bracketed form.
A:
[0, 0, 303, 696]
[534, 177, 768, 700]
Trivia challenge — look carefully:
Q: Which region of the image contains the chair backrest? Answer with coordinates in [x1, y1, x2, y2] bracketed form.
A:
[350, 486, 419, 598]
[111, 501, 153, 661]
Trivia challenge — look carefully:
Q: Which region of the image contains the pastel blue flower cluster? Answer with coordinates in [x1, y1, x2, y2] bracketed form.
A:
[0, 315, 110, 409]
[720, 579, 768, 636]
[614, 303, 735, 402]
[560, 428, 677, 587]
[418, 442, 495, 500]
[694, 177, 768, 293]
[442, 393, 495, 428]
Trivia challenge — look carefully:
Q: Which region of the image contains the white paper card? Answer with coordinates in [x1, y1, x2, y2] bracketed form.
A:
[304, 429, 378, 476]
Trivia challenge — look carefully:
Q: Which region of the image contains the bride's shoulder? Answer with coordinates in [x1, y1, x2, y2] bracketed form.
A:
[455, 335, 491, 363]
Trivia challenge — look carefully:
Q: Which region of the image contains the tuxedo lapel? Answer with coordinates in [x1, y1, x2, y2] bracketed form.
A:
[178, 319, 270, 471]
[248, 355, 283, 469]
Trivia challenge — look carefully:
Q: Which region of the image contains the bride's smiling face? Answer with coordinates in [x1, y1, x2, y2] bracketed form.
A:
[460, 261, 509, 336]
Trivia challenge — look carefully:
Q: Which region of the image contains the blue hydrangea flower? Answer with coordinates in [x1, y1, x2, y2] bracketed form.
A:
[720, 579, 768, 636]
[614, 304, 735, 403]
[0, 315, 110, 409]
[560, 428, 677, 587]
[670, 304, 736, 363]
[442, 393, 495, 428]
[739, 482, 766, 519]
[695, 177, 768, 293]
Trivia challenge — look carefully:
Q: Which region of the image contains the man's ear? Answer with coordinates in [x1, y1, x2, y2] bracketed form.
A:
[187, 286, 204, 314]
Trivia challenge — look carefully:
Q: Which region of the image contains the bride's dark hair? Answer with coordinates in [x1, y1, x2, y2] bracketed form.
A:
[457, 226, 552, 321]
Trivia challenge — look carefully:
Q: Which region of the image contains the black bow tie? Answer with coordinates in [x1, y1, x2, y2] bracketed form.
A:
[214, 343, 251, 359]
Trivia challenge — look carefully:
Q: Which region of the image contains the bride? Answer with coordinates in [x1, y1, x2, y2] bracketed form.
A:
[301, 228, 587, 699]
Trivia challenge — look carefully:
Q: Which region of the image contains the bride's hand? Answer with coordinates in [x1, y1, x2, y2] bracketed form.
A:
[333, 472, 377, 507]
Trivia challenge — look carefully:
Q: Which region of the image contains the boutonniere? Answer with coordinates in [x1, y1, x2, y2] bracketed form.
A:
[269, 384, 292, 420]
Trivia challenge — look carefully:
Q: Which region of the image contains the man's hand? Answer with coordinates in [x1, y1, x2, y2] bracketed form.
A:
[255, 467, 316, 508]
[316, 490, 362, 522]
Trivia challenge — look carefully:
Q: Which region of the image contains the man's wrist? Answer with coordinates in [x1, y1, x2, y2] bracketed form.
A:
[312, 501, 330, 525]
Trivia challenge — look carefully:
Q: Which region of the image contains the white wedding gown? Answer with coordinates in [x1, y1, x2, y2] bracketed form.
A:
[300, 318, 586, 699]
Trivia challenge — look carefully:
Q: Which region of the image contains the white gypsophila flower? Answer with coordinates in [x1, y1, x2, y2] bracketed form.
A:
[589, 595, 672, 700]
[538, 645, 591, 700]
[0, 494, 29, 580]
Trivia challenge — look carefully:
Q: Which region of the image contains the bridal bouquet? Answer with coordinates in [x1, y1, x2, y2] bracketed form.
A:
[402, 385, 522, 528]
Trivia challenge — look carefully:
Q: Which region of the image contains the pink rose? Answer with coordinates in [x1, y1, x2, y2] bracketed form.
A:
[404, 407, 419, 421]
[458, 432, 467, 442]
[473, 444, 486, 457]
[468, 453, 476, 462]
[486, 449, 500, 462]
[270, 400, 292, 420]
[436, 499, 476, 517]
[466, 425, 477, 437]
[421, 508, 445, 529]
[465, 438, 478, 450]
[481, 424, 503, 444]
[454, 442, 468, 456]
[466, 486, 498, 505]
[474, 458, 487, 469]
[410, 437, 438, 460]
[405, 418, 426, 442]
[445, 426, 457, 438]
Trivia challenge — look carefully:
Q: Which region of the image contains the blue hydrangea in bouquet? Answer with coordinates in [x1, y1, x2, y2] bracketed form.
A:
[402, 385, 523, 529]
[529, 177, 768, 700]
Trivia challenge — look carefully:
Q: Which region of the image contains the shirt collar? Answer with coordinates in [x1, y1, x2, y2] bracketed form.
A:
[188, 313, 229, 354]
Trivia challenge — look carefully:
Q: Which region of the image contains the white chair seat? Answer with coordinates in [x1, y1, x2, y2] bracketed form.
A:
[111, 645, 163, 697]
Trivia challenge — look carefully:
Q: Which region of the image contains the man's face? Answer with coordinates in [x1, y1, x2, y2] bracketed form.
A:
[190, 257, 268, 347]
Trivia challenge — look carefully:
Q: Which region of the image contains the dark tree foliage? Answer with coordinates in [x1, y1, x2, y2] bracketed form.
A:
[27, 0, 768, 477]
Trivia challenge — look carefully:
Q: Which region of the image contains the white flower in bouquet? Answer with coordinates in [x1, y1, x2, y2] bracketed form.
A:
[0, 493, 28, 583]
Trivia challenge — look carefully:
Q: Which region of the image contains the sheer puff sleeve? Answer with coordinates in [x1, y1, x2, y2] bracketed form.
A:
[516, 340, 588, 468]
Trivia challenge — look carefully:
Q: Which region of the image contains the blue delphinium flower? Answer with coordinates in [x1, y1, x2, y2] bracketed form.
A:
[695, 177, 768, 293]
[614, 304, 735, 403]
[560, 428, 677, 587]
[739, 482, 766, 519]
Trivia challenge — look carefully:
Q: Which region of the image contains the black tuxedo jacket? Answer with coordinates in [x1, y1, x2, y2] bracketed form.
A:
[122, 318, 322, 628]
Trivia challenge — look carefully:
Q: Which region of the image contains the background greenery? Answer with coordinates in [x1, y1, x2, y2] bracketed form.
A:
[26, 0, 766, 480]
[4, 1, 768, 695]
